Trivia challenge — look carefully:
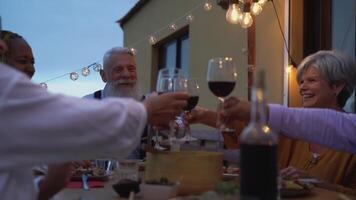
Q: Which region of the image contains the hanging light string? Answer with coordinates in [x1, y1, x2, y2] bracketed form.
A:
[39, 61, 102, 89]
[271, 0, 296, 66]
[43, 0, 342, 88]
[127, 0, 209, 49]
[39, 0, 270, 88]
[39, 0, 213, 89]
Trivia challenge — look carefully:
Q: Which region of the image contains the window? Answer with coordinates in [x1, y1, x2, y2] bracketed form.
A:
[158, 32, 189, 76]
[331, 0, 355, 113]
[303, 0, 355, 113]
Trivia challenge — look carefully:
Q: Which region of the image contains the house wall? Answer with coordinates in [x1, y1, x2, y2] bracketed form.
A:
[255, 0, 285, 104]
[289, 0, 304, 107]
[121, 0, 291, 128]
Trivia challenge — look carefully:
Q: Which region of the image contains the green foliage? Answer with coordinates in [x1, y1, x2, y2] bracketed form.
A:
[215, 181, 239, 196]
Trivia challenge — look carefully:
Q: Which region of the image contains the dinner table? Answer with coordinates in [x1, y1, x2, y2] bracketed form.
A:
[54, 139, 355, 200]
[54, 179, 355, 200]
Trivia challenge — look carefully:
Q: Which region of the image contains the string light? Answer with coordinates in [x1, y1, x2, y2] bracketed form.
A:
[148, 36, 157, 45]
[241, 3, 253, 28]
[186, 14, 194, 23]
[93, 63, 102, 72]
[81, 67, 90, 76]
[251, 0, 263, 15]
[286, 64, 293, 74]
[40, 82, 48, 89]
[130, 48, 138, 55]
[39, 1, 226, 88]
[222, 0, 270, 27]
[169, 23, 177, 31]
[241, 13, 253, 28]
[203, 1, 213, 11]
[226, 0, 242, 24]
[258, 0, 268, 6]
[70, 72, 79, 81]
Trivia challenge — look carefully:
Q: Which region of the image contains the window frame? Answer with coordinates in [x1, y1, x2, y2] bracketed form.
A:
[157, 28, 189, 71]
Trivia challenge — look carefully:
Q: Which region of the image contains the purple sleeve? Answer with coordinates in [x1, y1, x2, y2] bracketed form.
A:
[268, 104, 356, 153]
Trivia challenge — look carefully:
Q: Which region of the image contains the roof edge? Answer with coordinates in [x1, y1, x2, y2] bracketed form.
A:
[117, 0, 149, 29]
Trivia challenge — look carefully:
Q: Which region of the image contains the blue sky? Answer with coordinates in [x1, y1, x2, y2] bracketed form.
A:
[0, 0, 138, 96]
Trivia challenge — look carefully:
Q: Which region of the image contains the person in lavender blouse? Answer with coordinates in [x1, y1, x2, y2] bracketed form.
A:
[222, 50, 356, 157]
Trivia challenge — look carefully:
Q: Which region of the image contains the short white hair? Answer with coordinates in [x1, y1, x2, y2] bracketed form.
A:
[297, 50, 356, 107]
[102, 47, 134, 71]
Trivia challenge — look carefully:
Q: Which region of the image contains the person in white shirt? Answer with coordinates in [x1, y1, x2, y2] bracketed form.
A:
[0, 39, 188, 200]
[1, 29, 71, 200]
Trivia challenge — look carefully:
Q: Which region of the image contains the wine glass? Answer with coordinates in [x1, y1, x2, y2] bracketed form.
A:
[207, 57, 237, 132]
[174, 78, 200, 142]
[157, 68, 185, 82]
[154, 68, 185, 150]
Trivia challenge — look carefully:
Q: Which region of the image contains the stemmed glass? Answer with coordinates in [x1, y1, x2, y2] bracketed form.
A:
[207, 57, 237, 133]
[174, 78, 200, 142]
[154, 68, 185, 150]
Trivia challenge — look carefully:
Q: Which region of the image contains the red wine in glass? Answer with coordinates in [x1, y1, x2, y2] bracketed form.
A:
[207, 57, 237, 135]
[183, 96, 199, 111]
[208, 81, 236, 97]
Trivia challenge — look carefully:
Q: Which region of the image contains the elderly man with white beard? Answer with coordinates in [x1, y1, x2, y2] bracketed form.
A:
[84, 47, 146, 159]
[85, 47, 142, 101]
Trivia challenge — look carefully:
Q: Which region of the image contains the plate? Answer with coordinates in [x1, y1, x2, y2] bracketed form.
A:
[281, 180, 313, 198]
[222, 173, 239, 181]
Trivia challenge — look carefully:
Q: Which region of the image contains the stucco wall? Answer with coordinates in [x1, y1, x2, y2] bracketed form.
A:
[121, 0, 288, 128]
[255, 0, 285, 104]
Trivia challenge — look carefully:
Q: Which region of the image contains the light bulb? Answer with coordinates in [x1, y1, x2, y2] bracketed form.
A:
[258, 0, 268, 6]
[93, 63, 102, 72]
[130, 48, 137, 55]
[226, 4, 242, 24]
[40, 82, 48, 89]
[186, 14, 194, 23]
[287, 64, 293, 74]
[241, 12, 253, 28]
[70, 72, 79, 81]
[148, 36, 157, 45]
[81, 67, 90, 76]
[203, 2, 212, 11]
[169, 23, 177, 31]
[251, 2, 263, 15]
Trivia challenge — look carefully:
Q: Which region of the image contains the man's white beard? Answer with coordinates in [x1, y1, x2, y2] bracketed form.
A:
[103, 81, 142, 101]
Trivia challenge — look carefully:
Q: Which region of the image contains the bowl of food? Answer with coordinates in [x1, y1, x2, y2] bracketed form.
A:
[112, 179, 140, 198]
[139, 177, 179, 200]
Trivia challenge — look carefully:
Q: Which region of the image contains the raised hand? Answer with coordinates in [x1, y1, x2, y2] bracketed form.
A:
[185, 106, 218, 128]
[221, 97, 252, 123]
[143, 92, 188, 127]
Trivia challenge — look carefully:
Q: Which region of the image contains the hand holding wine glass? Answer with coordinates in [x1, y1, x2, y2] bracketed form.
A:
[154, 68, 185, 150]
[207, 57, 237, 132]
[174, 78, 200, 142]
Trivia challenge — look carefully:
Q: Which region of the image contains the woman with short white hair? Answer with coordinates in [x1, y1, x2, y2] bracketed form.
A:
[280, 50, 356, 193]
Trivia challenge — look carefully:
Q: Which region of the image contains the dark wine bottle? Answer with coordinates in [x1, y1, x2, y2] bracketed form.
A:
[240, 70, 279, 200]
